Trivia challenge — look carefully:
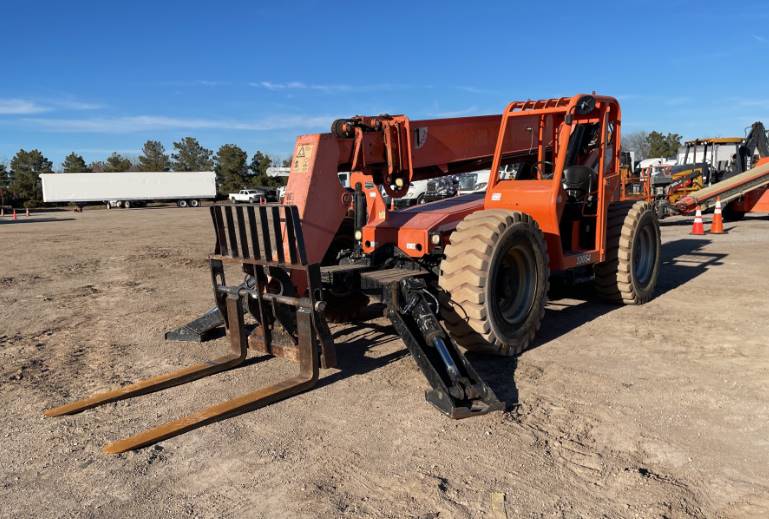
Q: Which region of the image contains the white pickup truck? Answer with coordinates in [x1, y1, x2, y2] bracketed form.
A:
[228, 188, 267, 203]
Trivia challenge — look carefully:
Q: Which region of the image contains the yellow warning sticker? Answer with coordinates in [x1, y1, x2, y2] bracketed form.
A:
[292, 143, 314, 173]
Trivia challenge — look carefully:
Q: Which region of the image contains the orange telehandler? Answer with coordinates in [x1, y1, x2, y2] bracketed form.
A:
[46, 94, 663, 453]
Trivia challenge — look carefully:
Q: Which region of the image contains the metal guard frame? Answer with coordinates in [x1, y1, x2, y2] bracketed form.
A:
[45, 203, 333, 454]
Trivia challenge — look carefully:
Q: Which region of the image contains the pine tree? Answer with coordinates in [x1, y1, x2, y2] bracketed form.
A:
[646, 131, 682, 159]
[61, 152, 90, 173]
[104, 153, 133, 172]
[9, 149, 53, 206]
[138, 140, 170, 171]
[171, 137, 213, 171]
[215, 145, 249, 194]
[249, 150, 281, 187]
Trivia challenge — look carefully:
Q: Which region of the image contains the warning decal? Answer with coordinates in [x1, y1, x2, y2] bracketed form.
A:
[292, 143, 314, 173]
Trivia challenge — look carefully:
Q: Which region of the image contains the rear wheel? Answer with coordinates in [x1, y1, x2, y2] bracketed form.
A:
[189, 199, 200, 207]
[594, 201, 660, 304]
[440, 210, 549, 356]
[123, 200, 131, 209]
[178, 199, 188, 208]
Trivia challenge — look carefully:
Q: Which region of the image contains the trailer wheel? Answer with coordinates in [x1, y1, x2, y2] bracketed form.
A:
[189, 199, 200, 208]
[178, 200, 188, 208]
[123, 201, 131, 209]
[594, 201, 660, 304]
[440, 210, 549, 356]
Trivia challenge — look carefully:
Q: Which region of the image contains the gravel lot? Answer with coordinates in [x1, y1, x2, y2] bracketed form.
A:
[1, 206, 768, 518]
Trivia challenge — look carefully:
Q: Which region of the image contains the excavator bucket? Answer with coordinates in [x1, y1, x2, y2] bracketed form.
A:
[45, 203, 334, 454]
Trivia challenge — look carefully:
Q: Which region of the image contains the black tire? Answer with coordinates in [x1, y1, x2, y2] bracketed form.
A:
[178, 199, 188, 208]
[189, 199, 200, 208]
[123, 201, 131, 209]
[439, 210, 549, 356]
[594, 201, 661, 304]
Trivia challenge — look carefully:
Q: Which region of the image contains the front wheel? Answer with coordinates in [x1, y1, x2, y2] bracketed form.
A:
[594, 201, 661, 304]
[440, 210, 549, 356]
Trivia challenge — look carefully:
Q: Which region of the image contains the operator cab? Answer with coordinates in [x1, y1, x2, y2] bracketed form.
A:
[558, 120, 611, 252]
[562, 123, 601, 203]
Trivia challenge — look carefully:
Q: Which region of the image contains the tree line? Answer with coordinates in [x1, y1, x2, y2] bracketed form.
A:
[621, 131, 683, 163]
[0, 137, 289, 207]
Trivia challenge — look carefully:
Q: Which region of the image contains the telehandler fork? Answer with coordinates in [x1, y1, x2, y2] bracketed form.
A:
[46, 204, 334, 453]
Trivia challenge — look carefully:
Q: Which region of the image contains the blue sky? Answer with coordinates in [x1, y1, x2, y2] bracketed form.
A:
[1, 0, 769, 168]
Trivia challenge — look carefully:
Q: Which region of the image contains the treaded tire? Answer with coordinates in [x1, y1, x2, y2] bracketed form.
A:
[594, 201, 660, 304]
[439, 210, 549, 356]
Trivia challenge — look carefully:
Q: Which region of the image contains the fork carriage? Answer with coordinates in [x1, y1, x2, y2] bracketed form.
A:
[46, 203, 499, 453]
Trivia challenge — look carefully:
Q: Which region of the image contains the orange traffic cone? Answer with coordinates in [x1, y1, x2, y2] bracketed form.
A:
[690, 206, 705, 235]
[12, 208, 17, 221]
[711, 197, 724, 234]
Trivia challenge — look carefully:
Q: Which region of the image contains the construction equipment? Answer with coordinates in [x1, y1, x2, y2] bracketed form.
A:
[734, 122, 769, 175]
[674, 157, 769, 215]
[46, 94, 665, 453]
[629, 123, 769, 219]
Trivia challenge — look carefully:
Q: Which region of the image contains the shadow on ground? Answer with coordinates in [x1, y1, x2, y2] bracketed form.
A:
[0, 218, 75, 225]
[141, 237, 729, 438]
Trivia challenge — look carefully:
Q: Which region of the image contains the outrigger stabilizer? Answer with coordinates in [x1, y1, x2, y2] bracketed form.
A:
[45, 204, 501, 453]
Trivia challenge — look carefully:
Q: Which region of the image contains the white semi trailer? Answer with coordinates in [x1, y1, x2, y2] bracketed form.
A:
[40, 171, 217, 208]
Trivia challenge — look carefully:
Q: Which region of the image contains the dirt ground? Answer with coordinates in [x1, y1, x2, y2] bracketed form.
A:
[1, 206, 768, 518]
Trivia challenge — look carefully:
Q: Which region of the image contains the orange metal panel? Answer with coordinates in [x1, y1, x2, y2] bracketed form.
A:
[361, 194, 485, 257]
[283, 134, 349, 264]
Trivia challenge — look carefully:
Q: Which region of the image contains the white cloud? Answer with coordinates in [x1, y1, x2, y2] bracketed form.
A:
[0, 97, 104, 114]
[753, 34, 767, 43]
[22, 114, 334, 133]
[50, 99, 104, 110]
[252, 81, 353, 93]
[158, 79, 231, 87]
[0, 98, 50, 115]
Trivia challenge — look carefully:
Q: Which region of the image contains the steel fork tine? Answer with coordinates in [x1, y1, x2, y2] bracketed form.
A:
[102, 306, 318, 454]
[44, 294, 249, 417]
